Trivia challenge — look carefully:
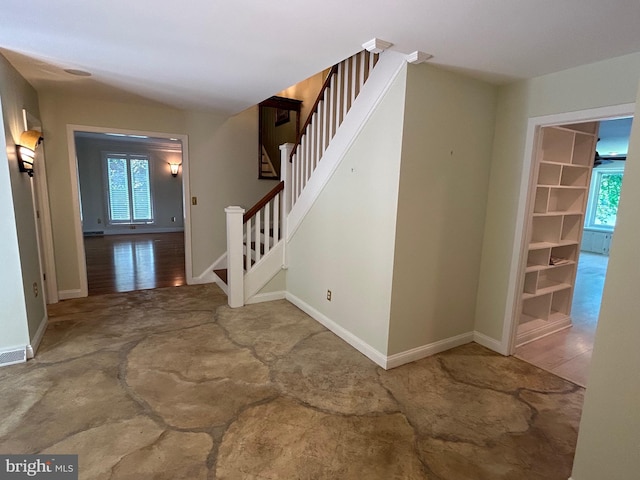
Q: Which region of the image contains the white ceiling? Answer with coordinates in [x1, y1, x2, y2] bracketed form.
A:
[1, 0, 640, 114]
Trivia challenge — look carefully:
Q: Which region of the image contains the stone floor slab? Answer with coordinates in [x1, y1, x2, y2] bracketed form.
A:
[272, 332, 398, 415]
[126, 323, 276, 428]
[0, 352, 140, 453]
[217, 300, 326, 362]
[379, 355, 533, 445]
[217, 398, 428, 479]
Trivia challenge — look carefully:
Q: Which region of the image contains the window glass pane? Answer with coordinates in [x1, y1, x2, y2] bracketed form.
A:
[107, 157, 130, 221]
[130, 158, 152, 221]
[593, 173, 623, 227]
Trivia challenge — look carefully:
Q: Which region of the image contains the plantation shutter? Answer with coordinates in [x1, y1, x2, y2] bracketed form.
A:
[130, 158, 152, 221]
[107, 156, 131, 221]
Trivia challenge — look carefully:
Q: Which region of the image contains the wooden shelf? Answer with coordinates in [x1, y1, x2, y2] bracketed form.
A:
[538, 184, 587, 190]
[522, 282, 571, 300]
[525, 260, 576, 273]
[529, 240, 578, 250]
[518, 122, 598, 345]
[539, 160, 590, 168]
[533, 210, 583, 217]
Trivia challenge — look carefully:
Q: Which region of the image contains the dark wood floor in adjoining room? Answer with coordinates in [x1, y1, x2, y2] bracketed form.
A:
[84, 232, 186, 296]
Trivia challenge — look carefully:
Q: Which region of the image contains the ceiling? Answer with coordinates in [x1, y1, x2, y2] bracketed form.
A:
[1, 0, 640, 114]
[598, 117, 634, 157]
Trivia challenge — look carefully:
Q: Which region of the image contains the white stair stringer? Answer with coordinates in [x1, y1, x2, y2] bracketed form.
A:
[244, 240, 284, 302]
[286, 50, 407, 240]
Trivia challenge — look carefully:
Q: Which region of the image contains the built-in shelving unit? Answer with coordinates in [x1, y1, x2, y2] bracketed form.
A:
[516, 122, 598, 346]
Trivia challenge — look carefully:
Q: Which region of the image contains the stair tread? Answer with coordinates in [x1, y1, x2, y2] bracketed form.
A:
[213, 269, 228, 284]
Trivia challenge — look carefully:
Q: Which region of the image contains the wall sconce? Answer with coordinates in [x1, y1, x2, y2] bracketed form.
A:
[168, 162, 181, 177]
[16, 130, 43, 177]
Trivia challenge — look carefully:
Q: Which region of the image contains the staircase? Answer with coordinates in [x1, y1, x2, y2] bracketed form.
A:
[218, 45, 406, 306]
[260, 145, 278, 178]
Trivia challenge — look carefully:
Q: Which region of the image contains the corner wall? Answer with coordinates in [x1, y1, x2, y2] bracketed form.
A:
[0, 53, 45, 349]
[570, 79, 640, 480]
[388, 64, 497, 355]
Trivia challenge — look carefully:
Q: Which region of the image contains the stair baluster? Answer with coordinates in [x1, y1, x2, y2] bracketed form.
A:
[289, 51, 378, 209]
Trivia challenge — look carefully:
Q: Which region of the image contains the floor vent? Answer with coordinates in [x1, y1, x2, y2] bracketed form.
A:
[0, 347, 26, 367]
[84, 231, 104, 237]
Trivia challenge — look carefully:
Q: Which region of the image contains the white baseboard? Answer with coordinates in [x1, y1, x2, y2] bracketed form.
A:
[27, 314, 48, 359]
[473, 331, 507, 355]
[386, 332, 474, 369]
[285, 293, 481, 370]
[58, 289, 83, 300]
[187, 252, 227, 284]
[189, 252, 227, 285]
[285, 292, 388, 368]
[246, 291, 286, 305]
[212, 252, 227, 270]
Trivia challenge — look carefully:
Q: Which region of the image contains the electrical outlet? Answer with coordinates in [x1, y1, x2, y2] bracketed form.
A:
[171, 216, 176, 222]
[33, 282, 38, 298]
[191, 196, 198, 205]
[97, 218, 102, 224]
[326, 290, 332, 301]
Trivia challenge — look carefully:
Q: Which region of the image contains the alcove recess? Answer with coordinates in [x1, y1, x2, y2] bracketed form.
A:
[517, 121, 598, 346]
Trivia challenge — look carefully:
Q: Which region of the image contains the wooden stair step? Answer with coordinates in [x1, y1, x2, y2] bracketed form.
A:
[213, 268, 228, 284]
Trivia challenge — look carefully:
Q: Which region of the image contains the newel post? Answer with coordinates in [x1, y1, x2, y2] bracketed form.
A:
[280, 143, 294, 267]
[225, 206, 245, 308]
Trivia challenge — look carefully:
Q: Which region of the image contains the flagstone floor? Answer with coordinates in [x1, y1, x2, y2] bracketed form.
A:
[0, 284, 584, 479]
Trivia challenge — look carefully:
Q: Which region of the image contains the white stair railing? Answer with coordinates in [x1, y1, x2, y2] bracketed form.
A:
[242, 181, 285, 272]
[225, 49, 386, 307]
[290, 50, 378, 209]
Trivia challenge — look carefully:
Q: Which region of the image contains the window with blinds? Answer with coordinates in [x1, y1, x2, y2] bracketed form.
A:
[106, 154, 153, 224]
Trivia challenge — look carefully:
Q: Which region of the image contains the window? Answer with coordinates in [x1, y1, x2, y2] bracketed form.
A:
[105, 154, 153, 224]
[585, 168, 624, 230]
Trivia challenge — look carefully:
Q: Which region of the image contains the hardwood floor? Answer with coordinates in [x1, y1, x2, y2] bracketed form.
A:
[516, 252, 608, 387]
[84, 232, 186, 296]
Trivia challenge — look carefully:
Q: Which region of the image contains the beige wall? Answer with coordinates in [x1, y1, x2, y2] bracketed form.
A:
[286, 67, 408, 354]
[388, 64, 497, 354]
[475, 52, 640, 341]
[571, 79, 640, 480]
[278, 70, 329, 125]
[37, 91, 276, 293]
[0, 53, 45, 347]
[185, 107, 279, 274]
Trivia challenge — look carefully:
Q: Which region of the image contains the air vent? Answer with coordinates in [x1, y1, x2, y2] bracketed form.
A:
[0, 347, 26, 367]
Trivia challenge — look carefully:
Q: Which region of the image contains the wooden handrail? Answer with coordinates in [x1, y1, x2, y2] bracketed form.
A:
[290, 64, 339, 160]
[243, 181, 284, 223]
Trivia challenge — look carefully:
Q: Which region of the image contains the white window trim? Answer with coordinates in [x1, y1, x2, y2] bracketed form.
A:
[584, 166, 624, 232]
[103, 151, 155, 225]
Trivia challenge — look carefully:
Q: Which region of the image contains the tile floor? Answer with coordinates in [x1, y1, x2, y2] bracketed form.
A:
[516, 252, 608, 386]
[0, 284, 584, 479]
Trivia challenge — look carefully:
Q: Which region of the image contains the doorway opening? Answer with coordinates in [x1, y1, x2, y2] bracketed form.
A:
[513, 116, 633, 386]
[69, 128, 190, 296]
